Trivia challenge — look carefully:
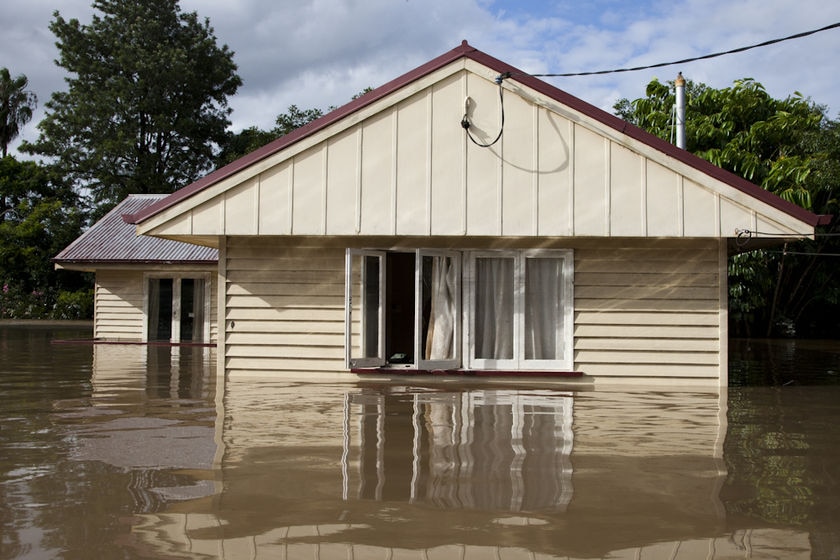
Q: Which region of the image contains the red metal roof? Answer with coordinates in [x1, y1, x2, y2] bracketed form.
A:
[54, 194, 218, 265]
[127, 41, 830, 229]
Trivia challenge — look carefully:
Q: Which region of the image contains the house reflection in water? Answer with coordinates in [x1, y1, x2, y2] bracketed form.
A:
[69, 344, 219, 511]
[342, 387, 574, 513]
[124, 379, 816, 559]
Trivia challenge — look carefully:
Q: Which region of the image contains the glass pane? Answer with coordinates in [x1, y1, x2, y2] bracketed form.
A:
[349, 253, 383, 364]
[474, 257, 514, 360]
[421, 255, 457, 361]
[524, 257, 564, 360]
[362, 256, 381, 358]
[148, 278, 173, 341]
[180, 279, 205, 343]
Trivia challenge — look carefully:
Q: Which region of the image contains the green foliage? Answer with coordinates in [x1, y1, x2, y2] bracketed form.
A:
[215, 89, 373, 168]
[215, 104, 325, 168]
[273, 104, 324, 137]
[0, 156, 91, 319]
[214, 126, 279, 168]
[616, 78, 840, 337]
[53, 289, 95, 320]
[0, 68, 37, 157]
[21, 0, 241, 213]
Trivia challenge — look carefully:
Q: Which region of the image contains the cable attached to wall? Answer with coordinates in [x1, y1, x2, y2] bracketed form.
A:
[461, 72, 510, 148]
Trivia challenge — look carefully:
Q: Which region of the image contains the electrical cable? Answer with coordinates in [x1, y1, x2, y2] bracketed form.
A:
[526, 21, 840, 78]
[461, 23, 840, 146]
[461, 73, 509, 148]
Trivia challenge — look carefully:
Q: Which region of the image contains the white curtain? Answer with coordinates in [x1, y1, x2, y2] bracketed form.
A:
[474, 257, 514, 360]
[425, 256, 457, 360]
[524, 258, 563, 360]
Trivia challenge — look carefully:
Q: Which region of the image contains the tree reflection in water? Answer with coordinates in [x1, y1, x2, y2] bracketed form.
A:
[1, 324, 839, 559]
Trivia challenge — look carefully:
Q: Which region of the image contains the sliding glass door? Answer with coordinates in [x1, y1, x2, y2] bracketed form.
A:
[146, 275, 208, 343]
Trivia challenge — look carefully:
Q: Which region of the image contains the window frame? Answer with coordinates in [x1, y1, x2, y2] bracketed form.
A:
[464, 249, 574, 371]
[415, 249, 462, 370]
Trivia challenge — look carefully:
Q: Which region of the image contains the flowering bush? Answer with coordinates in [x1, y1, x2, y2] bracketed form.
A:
[52, 289, 94, 320]
[0, 283, 46, 319]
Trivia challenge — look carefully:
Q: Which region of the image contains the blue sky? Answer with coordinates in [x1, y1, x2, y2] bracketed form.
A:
[3, 0, 840, 154]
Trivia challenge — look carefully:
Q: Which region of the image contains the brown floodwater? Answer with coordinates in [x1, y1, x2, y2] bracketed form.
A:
[1, 323, 839, 559]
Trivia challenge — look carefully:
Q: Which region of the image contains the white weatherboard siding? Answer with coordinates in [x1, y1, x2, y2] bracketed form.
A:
[573, 239, 725, 382]
[221, 237, 725, 381]
[223, 238, 347, 376]
[95, 270, 145, 340]
[94, 268, 219, 343]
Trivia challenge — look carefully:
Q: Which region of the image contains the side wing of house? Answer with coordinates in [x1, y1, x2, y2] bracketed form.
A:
[93, 267, 219, 344]
[134, 48, 819, 385]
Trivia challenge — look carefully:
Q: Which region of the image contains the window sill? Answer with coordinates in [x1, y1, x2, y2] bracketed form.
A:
[351, 368, 584, 378]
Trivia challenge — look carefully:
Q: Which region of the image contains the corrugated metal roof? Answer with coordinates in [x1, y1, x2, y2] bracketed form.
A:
[53, 194, 218, 264]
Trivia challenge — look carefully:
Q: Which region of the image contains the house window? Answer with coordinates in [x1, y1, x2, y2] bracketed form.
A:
[146, 275, 209, 343]
[346, 250, 461, 369]
[467, 251, 574, 370]
[346, 249, 573, 372]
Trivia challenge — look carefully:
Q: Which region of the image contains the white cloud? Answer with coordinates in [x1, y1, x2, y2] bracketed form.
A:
[3, 0, 840, 157]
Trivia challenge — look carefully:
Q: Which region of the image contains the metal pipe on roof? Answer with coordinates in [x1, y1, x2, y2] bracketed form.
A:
[675, 72, 686, 149]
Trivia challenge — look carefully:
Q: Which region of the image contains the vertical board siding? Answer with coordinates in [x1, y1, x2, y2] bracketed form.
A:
[572, 240, 722, 379]
[224, 238, 346, 375]
[140, 60, 817, 243]
[430, 74, 466, 235]
[359, 112, 394, 235]
[291, 148, 325, 235]
[163, 67, 807, 242]
[537, 110, 573, 236]
[326, 129, 361, 235]
[572, 126, 608, 236]
[94, 270, 145, 340]
[609, 143, 643, 236]
[501, 90, 537, 236]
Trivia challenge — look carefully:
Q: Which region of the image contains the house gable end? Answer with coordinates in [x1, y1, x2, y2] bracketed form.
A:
[135, 43, 823, 241]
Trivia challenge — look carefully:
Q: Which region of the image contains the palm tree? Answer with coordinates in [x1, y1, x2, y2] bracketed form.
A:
[0, 68, 37, 157]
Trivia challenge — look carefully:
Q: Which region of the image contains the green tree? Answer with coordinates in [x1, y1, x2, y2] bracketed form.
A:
[0, 156, 90, 319]
[215, 105, 325, 168]
[22, 0, 242, 217]
[214, 126, 279, 168]
[215, 89, 373, 168]
[273, 104, 324, 137]
[615, 78, 840, 337]
[0, 69, 37, 157]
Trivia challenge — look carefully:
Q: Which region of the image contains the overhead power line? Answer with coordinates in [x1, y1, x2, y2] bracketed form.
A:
[529, 21, 840, 78]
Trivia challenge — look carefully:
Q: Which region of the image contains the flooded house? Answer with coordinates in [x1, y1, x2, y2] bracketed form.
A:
[124, 42, 827, 386]
[54, 194, 219, 344]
